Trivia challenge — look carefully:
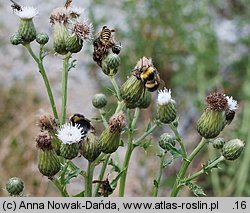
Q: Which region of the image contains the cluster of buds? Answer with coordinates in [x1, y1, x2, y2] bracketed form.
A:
[10, 4, 39, 45]
[50, 3, 93, 54]
[197, 92, 238, 139]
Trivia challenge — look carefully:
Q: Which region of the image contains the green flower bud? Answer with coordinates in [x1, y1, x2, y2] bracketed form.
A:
[157, 89, 176, 124]
[66, 34, 83, 53]
[137, 90, 152, 108]
[52, 23, 69, 55]
[197, 110, 226, 139]
[6, 177, 24, 196]
[99, 112, 125, 154]
[36, 32, 49, 45]
[80, 132, 101, 162]
[92, 93, 108, 109]
[10, 32, 23, 45]
[158, 133, 176, 151]
[197, 93, 229, 139]
[60, 143, 79, 160]
[211, 137, 225, 149]
[51, 135, 61, 156]
[101, 52, 121, 76]
[120, 75, 144, 104]
[222, 139, 245, 160]
[18, 19, 36, 44]
[36, 132, 61, 177]
[126, 90, 152, 109]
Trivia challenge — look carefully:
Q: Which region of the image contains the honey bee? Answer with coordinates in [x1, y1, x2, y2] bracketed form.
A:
[64, 0, 72, 8]
[93, 177, 113, 197]
[93, 26, 117, 66]
[69, 114, 95, 137]
[133, 57, 164, 92]
[10, 0, 22, 12]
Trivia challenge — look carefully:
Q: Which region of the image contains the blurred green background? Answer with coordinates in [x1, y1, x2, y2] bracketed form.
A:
[0, 0, 249, 196]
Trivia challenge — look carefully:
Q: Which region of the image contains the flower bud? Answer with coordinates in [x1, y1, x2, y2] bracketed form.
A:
[10, 32, 23, 45]
[126, 90, 152, 109]
[92, 93, 108, 109]
[211, 137, 225, 149]
[57, 123, 84, 160]
[52, 23, 69, 55]
[99, 112, 125, 154]
[157, 89, 177, 124]
[158, 133, 176, 151]
[120, 75, 144, 104]
[36, 131, 61, 177]
[222, 139, 245, 160]
[18, 19, 37, 44]
[60, 143, 79, 160]
[36, 32, 49, 45]
[197, 93, 228, 139]
[80, 132, 101, 162]
[6, 177, 24, 196]
[101, 52, 121, 76]
[66, 34, 83, 53]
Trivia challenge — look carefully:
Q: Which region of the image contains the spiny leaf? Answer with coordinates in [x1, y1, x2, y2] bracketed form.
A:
[187, 182, 206, 197]
[153, 179, 159, 188]
[64, 168, 82, 184]
[110, 169, 126, 189]
[108, 158, 121, 173]
[163, 159, 173, 168]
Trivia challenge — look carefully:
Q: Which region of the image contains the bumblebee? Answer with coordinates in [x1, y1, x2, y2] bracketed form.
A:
[140, 66, 162, 92]
[226, 109, 235, 125]
[93, 37, 108, 66]
[93, 177, 113, 197]
[69, 114, 95, 137]
[10, 0, 22, 12]
[133, 58, 164, 92]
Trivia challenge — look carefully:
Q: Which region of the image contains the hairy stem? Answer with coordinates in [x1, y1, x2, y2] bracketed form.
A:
[170, 137, 208, 197]
[61, 53, 72, 124]
[24, 44, 59, 120]
[110, 75, 121, 101]
[85, 161, 94, 197]
[99, 109, 108, 128]
[94, 154, 111, 196]
[153, 152, 165, 197]
[185, 156, 225, 182]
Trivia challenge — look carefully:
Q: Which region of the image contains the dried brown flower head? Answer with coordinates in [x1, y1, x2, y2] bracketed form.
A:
[36, 131, 53, 150]
[50, 7, 69, 24]
[72, 21, 93, 41]
[108, 112, 126, 133]
[38, 113, 57, 132]
[206, 92, 228, 111]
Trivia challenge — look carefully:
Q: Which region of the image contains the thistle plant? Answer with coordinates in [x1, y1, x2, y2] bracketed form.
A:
[8, 0, 245, 197]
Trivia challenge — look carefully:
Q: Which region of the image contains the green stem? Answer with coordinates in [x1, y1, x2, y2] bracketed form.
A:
[153, 152, 165, 197]
[119, 109, 140, 196]
[115, 100, 125, 114]
[85, 161, 94, 197]
[119, 132, 134, 196]
[133, 123, 159, 146]
[169, 123, 187, 158]
[99, 109, 108, 128]
[170, 137, 208, 197]
[185, 156, 225, 182]
[51, 178, 69, 197]
[94, 154, 111, 196]
[61, 53, 72, 124]
[24, 44, 59, 120]
[110, 75, 121, 101]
